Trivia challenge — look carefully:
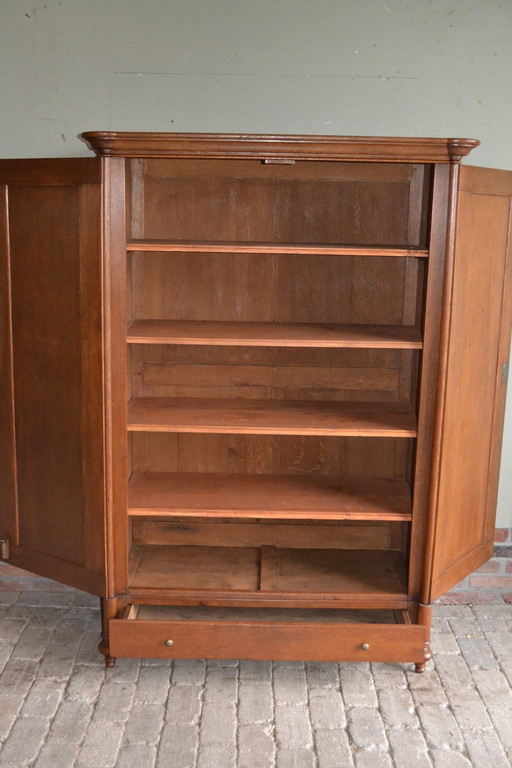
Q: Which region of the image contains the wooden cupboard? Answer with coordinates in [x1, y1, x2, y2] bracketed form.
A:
[1, 133, 511, 670]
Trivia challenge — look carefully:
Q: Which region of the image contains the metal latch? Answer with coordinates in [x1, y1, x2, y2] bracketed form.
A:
[501, 360, 510, 384]
[0, 539, 10, 560]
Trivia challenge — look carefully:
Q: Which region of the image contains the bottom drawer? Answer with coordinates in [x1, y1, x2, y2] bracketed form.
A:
[109, 606, 426, 663]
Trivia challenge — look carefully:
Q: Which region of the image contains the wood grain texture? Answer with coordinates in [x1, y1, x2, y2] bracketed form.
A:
[132, 519, 401, 550]
[81, 131, 479, 162]
[430, 165, 512, 599]
[127, 471, 412, 520]
[0, 185, 17, 546]
[109, 610, 426, 662]
[127, 240, 428, 257]
[127, 397, 417, 436]
[128, 544, 407, 604]
[1, 172, 106, 594]
[127, 320, 423, 348]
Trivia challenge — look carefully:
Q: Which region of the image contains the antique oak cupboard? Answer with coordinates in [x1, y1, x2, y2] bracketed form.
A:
[1, 133, 511, 671]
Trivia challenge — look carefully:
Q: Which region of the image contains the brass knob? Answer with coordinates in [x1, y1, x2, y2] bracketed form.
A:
[164, 639, 174, 647]
[361, 643, 370, 651]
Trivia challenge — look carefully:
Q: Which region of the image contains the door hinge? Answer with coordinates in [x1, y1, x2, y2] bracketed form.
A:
[501, 360, 510, 384]
[0, 539, 10, 560]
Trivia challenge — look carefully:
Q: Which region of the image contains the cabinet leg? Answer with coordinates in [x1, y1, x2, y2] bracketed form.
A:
[99, 595, 125, 668]
[415, 640, 433, 673]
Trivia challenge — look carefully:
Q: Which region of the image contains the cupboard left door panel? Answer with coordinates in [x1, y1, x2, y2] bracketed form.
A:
[0, 159, 107, 596]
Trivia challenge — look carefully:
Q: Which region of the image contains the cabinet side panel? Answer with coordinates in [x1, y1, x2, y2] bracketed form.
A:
[0, 185, 17, 544]
[430, 166, 512, 599]
[5, 173, 106, 594]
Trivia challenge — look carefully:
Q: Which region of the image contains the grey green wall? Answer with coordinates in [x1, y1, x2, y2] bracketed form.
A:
[1, 0, 511, 527]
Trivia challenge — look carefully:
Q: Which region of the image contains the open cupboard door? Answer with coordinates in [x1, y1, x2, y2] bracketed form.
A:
[0, 158, 107, 596]
[428, 165, 512, 601]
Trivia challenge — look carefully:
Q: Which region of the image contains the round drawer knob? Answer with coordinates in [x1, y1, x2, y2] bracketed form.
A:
[361, 643, 370, 651]
[164, 639, 174, 647]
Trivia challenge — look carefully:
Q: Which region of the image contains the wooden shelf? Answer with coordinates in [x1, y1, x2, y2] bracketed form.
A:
[128, 472, 412, 521]
[128, 544, 408, 608]
[127, 397, 417, 436]
[127, 320, 423, 349]
[126, 239, 428, 258]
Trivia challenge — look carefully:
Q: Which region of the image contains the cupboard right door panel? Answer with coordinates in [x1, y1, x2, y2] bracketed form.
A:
[429, 165, 512, 600]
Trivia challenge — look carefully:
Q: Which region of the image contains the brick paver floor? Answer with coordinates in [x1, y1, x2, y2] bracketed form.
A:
[0, 589, 511, 767]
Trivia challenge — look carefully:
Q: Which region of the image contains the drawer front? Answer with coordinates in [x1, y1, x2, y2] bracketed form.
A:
[109, 615, 426, 663]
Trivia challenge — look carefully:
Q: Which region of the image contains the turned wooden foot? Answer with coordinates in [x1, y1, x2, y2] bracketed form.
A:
[415, 640, 432, 672]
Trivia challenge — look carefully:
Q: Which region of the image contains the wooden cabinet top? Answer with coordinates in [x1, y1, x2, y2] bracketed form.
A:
[80, 131, 479, 163]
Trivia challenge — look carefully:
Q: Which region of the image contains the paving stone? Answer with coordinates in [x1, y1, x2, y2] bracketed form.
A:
[472, 669, 512, 708]
[0, 715, 50, 766]
[308, 686, 346, 729]
[0, 695, 22, 741]
[314, 728, 354, 768]
[38, 640, 81, 679]
[0, 658, 40, 697]
[0, 592, 21, 606]
[464, 731, 511, 768]
[199, 698, 236, 747]
[347, 707, 387, 750]
[430, 748, 472, 767]
[238, 723, 274, 768]
[457, 636, 500, 670]
[448, 616, 483, 637]
[12, 624, 54, 660]
[165, 684, 202, 724]
[32, 737, 79, 768]
[354, 750, 393, 768]
[238, 680, 273, 724]
[370, 663, 408, 690]
[417, 704, 464, 751]
[274, 704, 313, 750]
[170, 659, 206, 686]
[276, 748, 316, 768]
[47, 699, 94, 744]
[482, 631, 512, 662]
[377, 688, 418, 728]
[124, 703, 165, 745]
[406, 668, 448, 706]
[75, 719, 124, 768]
[65, 664, 105, 703]
[133, 666, 172, 705]
[157, 722, 198, 767]
[239, 659, 272, 683]
[108, 658, 140, 683]
[113, 742, 157, 768]
[487, 706, 512, 750]
[93, 680, 135, 722]
[0, 645, 13, 677]
[16, 591, 75, 608]
[273, 662, 308, 705]
[434, 654, 473, 689]
[21, 677, 65, 718]
[388, 728, 433, 768]
[197, 745, 236, 768]
[339, 664, 378, 707]
[429, 629, 460, 655]
[0, 618, 28, 645]
[75, 630, 104, 665]
[446, 687, 493, 731]
[305, 661, 340, 689]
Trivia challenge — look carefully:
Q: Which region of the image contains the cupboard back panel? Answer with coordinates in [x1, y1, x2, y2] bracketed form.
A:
[129, 253, 421, 326]
[129, 344, 416, 402]
[129, 159, 425, 246]
[129, 433, 411, 480]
